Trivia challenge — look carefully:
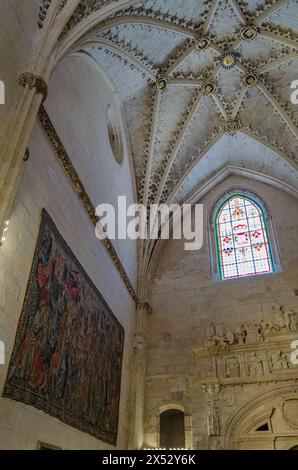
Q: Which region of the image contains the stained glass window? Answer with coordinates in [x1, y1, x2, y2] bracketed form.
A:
[215, 194, 274, 280]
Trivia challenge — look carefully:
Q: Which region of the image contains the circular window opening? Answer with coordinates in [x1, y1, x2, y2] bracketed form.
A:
[106, 105, 124, 165]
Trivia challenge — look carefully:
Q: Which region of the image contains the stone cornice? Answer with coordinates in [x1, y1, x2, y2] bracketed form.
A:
[38, 104, 139, 303]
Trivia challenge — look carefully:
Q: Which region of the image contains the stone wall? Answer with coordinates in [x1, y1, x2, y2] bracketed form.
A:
[145, 175, 298, 449]
[0, 54, 137, 449]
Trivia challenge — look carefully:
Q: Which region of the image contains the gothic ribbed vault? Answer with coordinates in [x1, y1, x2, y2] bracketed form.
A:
[46, 0, 298, 290]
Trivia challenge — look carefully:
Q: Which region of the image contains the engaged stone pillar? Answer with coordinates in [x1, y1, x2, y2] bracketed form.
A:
[0, 73, 48, 229]
[128, 301, 152, 449]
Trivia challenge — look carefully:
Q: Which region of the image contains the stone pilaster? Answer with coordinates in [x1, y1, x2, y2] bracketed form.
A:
[128, 302, 152, 449]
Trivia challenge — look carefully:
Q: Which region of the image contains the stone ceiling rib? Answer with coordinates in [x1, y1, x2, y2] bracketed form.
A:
[168, 78, 202, 87]
[166, 132, 224, 204]
[258, 82, 298, 140]
[212, 94, 228, 120]
[259, 30, 298, 49]
[228, 0, 246, 24]
[94, 14, 196, 38]
[166, 41, 195, 75]
[231, 88, 247, 119]
[154, 93, 203, 205]
[142, 91, 161, 206]
[258, 52, 298, 73]
[84, 37, 156, 80]
[241, 129, 298, 170]
[255, 0, 290, 25]
[203, 0, 221, 34]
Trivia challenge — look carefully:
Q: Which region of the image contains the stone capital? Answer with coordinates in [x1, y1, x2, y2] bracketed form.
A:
[19, 72, 48, 102]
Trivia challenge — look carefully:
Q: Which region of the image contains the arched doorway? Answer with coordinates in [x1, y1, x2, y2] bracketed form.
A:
[225, 385, 298, 450]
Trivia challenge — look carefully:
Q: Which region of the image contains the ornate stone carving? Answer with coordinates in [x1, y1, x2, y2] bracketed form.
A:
[202, 384, 221, 437]
[246, 353, 264, 376]
[243, 72, 258, 87]
[155, 75, 168, 93]
[207, 401, 220, 437]
[194, 37, 210, 51]
[19, 73, 48, 102]
[282, 398, 298, 429]
[202, 81, 217, 95]
[38, 0, 67, 28]
[269, 351, 289, 371]
[204, 305, 298, 350]
[194, 304, 297, 386]
[225, 356, 240, 378]
[240, 25, 258, 41]
[223, 119, 241, 135]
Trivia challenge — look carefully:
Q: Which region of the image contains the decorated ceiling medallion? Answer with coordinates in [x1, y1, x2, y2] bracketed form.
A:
[240, 25, 257, 41]
[202, 81, 217, 95]
[195, 37, 210, 51]
[243, 72, 258, 87]
[220, 51, 238, 70]
[156, 76, 168, 93]
[223, 119, 241, 135]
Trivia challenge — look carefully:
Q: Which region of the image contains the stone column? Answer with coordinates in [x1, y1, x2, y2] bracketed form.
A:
[128, 302, 152, 449]
[0, 0, 79, 232]
[0, 74, 48, 229]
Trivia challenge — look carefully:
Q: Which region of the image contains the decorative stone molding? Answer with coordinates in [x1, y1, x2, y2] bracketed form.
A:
[38, 105, 138, 303]
[223, 118, 241, 135]
[282, 397, 298, 429]
[202, 384, 221, 437]
[38, 0, 67, 28]
[38, 0, 51, 28]
[19, 73, 48, 102]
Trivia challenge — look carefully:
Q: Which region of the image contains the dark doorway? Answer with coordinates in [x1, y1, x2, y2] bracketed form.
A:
[160, 409, 185, 449]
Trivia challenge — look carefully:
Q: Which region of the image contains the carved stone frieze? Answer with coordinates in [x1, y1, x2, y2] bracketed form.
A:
[194, 304, 298, 386]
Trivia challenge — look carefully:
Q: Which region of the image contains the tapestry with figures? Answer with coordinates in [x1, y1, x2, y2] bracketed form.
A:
[4, 210, 124, 446]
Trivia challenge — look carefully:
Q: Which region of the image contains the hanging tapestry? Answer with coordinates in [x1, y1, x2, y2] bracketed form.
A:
[4, 209, 124, 446]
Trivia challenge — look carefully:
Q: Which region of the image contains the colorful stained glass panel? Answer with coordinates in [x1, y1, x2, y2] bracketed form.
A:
[216, 195, 274, 280]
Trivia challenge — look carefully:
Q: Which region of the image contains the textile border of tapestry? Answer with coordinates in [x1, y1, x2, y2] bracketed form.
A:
[3, 209, 124, 446]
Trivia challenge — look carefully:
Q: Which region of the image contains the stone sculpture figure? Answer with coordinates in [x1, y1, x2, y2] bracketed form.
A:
[247, 352, 264, 376]
[205, 322, 217, 346]
[207, 401, 220, 436]
[225, 356, 240, 378]
[270, 351, 289, 371]
[287, 310, 298, 332]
